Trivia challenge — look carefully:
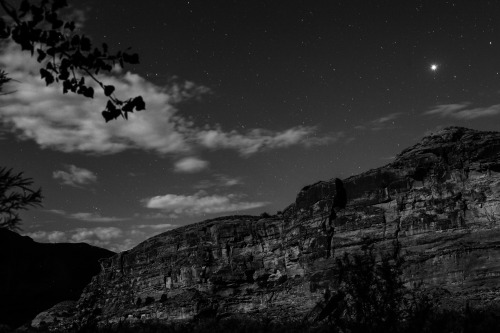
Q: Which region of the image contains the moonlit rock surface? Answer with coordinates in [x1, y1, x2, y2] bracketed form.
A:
[43, 127, 500, 329]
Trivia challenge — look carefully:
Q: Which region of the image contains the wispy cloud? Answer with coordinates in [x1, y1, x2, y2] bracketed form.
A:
[135, 223, 175, 230]
[48, 209, 128, 222]
[25, 223, 178, 252]
[26, 226, 124, 251]
[355, 112, 403, 131]
[71, 227, 122, 242]
[194, 174, 243, 189]
[424, 102, 500, 119]
[195, 126, 340, 156]
[53, 164, 97, 187]
[143, 190, 268, 216]
[27, 230, 67, 243]
[174, 156, 209, 173]
[0, 43, 338, 158]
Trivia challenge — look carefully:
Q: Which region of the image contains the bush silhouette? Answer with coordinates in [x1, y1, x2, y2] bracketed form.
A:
[316, 239, 436, 333]
[0, 166, 42, 231]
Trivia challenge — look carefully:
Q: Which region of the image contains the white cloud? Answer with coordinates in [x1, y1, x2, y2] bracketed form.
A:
[47, 231, 67, 242]
[27, 230, 67, 243]
[424, 102, 500, 119]
[373, 112, 402, 124]
[196, 126, 338, 156]
[0, 43, 338, 158]
[0, 43, 199, 155]
[194, 174, 243, 189]
[48, 209, 127, 222]
[174, 156, 209, 173]
[69, 212, 127, 222]
[355, 112, 402, 131]
[135, 223, 175, 230]
[53, 164, 97, 187]
[24, 225, 175, 253]
[144, 190, 268, 216]
[71, 227, 122, 242]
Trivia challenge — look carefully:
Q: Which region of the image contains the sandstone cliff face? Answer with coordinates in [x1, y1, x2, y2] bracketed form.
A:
[0, 229, 114, 329]
[67, 127, 500, 326]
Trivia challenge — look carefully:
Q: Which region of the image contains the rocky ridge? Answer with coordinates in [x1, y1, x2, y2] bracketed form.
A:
[39, 127, 500, 329]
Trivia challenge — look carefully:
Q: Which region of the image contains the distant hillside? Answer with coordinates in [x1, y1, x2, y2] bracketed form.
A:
[0, 228, 114, 329]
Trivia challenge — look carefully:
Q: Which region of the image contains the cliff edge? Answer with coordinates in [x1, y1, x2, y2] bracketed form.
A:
[41, 127, 500, 329]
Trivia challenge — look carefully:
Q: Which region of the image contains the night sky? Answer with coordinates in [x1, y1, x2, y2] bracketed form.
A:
[1, 0, 500, 251]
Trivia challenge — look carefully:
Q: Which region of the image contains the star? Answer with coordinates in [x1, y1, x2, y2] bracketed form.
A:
[430, 64, 438, 71]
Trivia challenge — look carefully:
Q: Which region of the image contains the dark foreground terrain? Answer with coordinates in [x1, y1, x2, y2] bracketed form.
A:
[0, 229, 114, 329]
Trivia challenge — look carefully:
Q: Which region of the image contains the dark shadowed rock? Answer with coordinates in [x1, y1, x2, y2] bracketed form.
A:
[42, 127, 500, 328]
[0, 229, 114, 329]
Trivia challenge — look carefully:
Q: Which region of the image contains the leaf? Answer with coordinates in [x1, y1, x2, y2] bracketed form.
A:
[0, 18, 10, 38]
[133, 96, 146, 111]
[102, 110, 115, 122]
[58, 69, 69, 80]
[102, 101, 122, 122]
[19, 0, 30, 16]
[39, 68, 54, 86]
[71, 35, 80, 47]
[106, 100, 117, 111]
[36, 49, 46, 62]
[80, 36, 91, 51]
[104, 85, 115, 97]
[52, 0, 68, 12]
[123, 52, 139, 64]
[52, 19, 64, 30]
[46, 47, 56, 57]
[121, 100, 134, 112]
[64, 21, 75, 32]
[83, 86, 94, 98]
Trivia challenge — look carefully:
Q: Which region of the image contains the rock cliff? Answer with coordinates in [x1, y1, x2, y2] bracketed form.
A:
[44, 127, 500, 328]
[0, 229, 114, 329]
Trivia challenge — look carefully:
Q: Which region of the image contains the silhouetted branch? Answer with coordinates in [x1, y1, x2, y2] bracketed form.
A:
[0, 166, 43, 231]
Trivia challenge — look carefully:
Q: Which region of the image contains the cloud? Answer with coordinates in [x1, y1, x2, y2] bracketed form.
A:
[373, 112, 402, 124]
[174, 157, 209, 173]
[135, 223, 175, 230]
[194, 174, 243, 189]
[26, 227, 124, 244]
[0, 43, 338, 158]
[53, 164, 97, 187]
[27, 230, 67, 243]
[48, 209, 127, 222]
[355, 112, 402, 131]
[24, 224, 177, 252]
[0, 42, 202, 155]
[71, 227, 123, 242]
[424, 102, 500, 119]
[144, 190, 268, 216]
[196, 126, 339, 156]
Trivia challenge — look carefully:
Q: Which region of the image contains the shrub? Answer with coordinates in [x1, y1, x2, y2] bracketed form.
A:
[317, 239, 438, 333]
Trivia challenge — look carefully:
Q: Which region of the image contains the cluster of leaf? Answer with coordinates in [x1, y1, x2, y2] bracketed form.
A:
[0, 0, 145, 121]
[0, 167, 42, 231]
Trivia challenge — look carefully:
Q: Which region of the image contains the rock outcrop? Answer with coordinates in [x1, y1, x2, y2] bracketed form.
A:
[46, 127, 500, 328]
[0, 229, 114, 329]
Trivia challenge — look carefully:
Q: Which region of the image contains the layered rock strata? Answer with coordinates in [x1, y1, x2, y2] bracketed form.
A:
[56, 127, 500, 327]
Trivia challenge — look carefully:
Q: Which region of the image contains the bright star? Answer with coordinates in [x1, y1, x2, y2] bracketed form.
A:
[430, 64, 438, 71]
